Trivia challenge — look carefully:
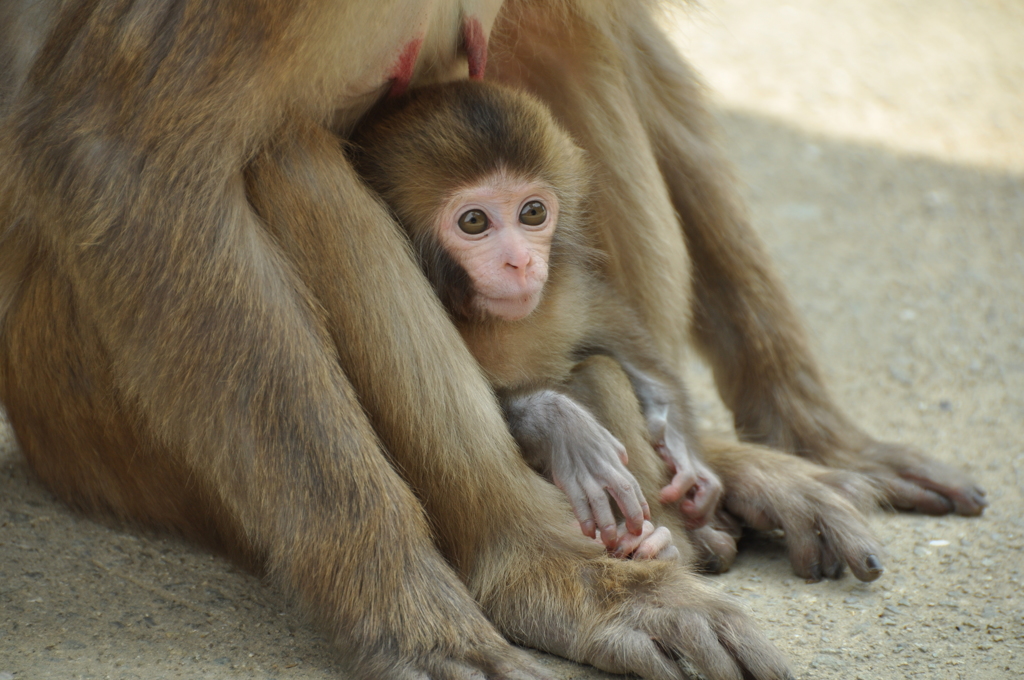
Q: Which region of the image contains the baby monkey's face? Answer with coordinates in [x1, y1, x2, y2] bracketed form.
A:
[435, 171, 558, 321]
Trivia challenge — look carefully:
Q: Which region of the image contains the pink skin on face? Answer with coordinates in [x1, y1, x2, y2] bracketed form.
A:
[436, 173, 558, 321]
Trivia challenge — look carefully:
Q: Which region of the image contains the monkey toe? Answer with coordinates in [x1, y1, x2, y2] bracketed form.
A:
[887, 477, 956, 515]
[700, 554, 724, 574]
[425, 646, 551, 680]
[860, 554, 885, 582]
[961, 486, 989, 515]
[816, 537, 838, 579]
[937, 482, 988, 516]
[856, 441, 987, 517]
[688, 522, 739, 574]
[821, 558, 845, 580]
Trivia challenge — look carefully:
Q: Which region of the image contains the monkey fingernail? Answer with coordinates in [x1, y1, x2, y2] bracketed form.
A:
[865, 554, 884, 574]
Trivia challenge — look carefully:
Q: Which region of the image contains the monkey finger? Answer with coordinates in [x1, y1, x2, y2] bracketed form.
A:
[688, 522, 739, 574]
[617, 444, 629, 467]
[895, 454, 988, 515]
[658, 469, 698, 506]
[559, 479, 598, 539]
[657, 544, 681, 562]
[817, 537, 845, 580]
[583, 482, 620, 550]
[605, 478, 648, 535]
[783, 527, 825, 582]
[816, 509, 885, 582]
[632, 525, 675, 561]
[579, 519, 598, 540]
[612, 520, 654, 558]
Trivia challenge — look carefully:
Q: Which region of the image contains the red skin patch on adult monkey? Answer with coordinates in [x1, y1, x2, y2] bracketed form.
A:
[388, 37, 424, 98]
[462, 16, 487, 80]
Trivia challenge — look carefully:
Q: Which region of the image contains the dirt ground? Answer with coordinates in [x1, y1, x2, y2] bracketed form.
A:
[2, 1, 1022, 679]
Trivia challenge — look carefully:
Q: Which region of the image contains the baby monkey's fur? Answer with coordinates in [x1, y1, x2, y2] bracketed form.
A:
[352, 82, 725, 560]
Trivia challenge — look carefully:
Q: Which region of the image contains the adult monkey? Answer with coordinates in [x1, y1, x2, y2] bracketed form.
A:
[0, 0, 985, 679]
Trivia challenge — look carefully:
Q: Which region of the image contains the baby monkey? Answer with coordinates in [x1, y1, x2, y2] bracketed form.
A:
[351, 81, 722, 559]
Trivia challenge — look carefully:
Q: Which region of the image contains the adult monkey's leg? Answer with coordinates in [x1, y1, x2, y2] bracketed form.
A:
[3, 193, 542, 680]
[1, 157, 535, 680]
[490, 2, 694, 372]
[620, 8, 986, 517]
[0, 3, 541, 676]
[491, 1, 985, 517]
[246, 118, 791, 680]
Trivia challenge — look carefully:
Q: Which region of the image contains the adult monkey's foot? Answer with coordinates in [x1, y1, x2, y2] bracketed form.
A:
[484, 547, 793, 680]
[705, 440, 886, 582]
[851, 440, 987, 516]
[688, 508, 742, 574]
[733, 384, 987, 518]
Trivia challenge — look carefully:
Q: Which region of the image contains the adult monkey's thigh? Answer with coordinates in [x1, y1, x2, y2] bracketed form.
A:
[0, 149, 523, 680]
[0, 2, 534, 676]
[490, 0, 985, 517]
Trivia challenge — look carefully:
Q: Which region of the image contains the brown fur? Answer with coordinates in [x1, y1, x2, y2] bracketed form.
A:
[488, 0, 986, 517]
[352, 81, 724, 556]
[0, 0, 982, 678]
[349, 80, 596, 321]
[567, 356, 886, 581]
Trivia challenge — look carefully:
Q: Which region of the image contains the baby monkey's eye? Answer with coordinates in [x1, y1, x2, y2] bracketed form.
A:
[458, 209, 489, 234]
[519, 201, 547, 226]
